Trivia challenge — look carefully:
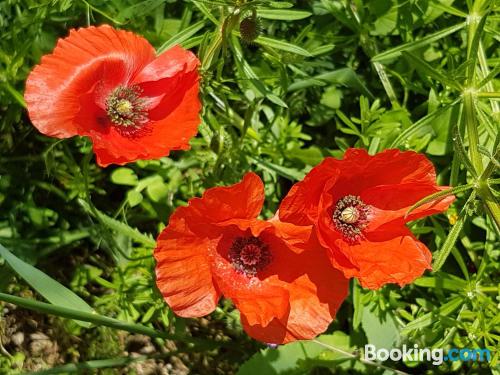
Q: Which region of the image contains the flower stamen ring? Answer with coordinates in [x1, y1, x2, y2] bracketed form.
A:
[229, 236, 271, 277]
[332, 195, 369, 243]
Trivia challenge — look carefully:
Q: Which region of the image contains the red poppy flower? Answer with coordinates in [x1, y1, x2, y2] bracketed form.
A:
[279, 149, 455, 290]
[154, 173, 348, 344]
[24, 25, 200, 167]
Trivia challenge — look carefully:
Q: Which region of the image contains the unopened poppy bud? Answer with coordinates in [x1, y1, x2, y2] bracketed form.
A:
[210, 131, 232, 154]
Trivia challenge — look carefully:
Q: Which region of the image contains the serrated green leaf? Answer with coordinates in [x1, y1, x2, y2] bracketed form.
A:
[432, 212, 467, 271]
[79, 200, 155, 248]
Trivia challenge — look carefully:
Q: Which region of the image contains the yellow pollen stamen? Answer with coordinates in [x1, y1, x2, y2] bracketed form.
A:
[116, 99, 133, 115]
[340, 206, 360, 224]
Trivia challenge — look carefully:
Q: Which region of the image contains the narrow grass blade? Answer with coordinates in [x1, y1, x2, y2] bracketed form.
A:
[372, 22, 466, 62]
[157, 20, 205, 54]
[254, 36, 312, 56]
[249, 156, 306, 181]
[0, 292, 179, 341]
[0, 244, 93, 327]
[257, 9, 312, 20]
[452, 123, 479, 178]
[432, 192, 472, 272]
[27, 355, 149, 374]
[2, 82, 26, 108]
[389, 99, 459, 148]
[402, 51, 462, 91]
[401, 297, 463, 334]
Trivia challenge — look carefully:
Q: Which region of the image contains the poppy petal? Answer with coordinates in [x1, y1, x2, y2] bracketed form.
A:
[279, 159, 340, 225]
[25, 25, 155, 138]
[209, 228, 290, 327]
[241, 237, 349, 344]
[329, 227, 432, 289]
[90, 79, 200, 166]
[279, 148, 437, 226]
[132, 45, 199, 85]
[191, 172, 265, 224]
[362, 183, 455, 230]
[342, 148, 438, 187]
[154, 206, 221, 317]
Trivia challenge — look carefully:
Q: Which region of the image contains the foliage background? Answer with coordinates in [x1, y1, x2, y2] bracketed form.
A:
[0, 0, 498, 374]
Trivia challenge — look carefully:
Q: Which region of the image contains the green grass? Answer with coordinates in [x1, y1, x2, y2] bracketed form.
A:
[0, 0, 499, 374]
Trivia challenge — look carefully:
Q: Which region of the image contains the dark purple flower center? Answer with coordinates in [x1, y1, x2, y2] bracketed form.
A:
[229, 236, 271, 277]
[106, 85, 149, 136]
[332, 195, 369, 243]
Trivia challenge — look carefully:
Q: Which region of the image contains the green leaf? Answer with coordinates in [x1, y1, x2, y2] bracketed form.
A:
[268, 2, 294, 9]
[321, 86, 343, 109]
[250, 156, 306, 181]
[361, 304, 399, 350]
[309, 44, 335, 56]
[372, 22, 466, 62]
[402, 51, 462, 91]
[389, 99, 460, 148]
[352, 280, 363, 330]
[257, 9, 312, 20]
[0, 292, 195, 344]
[405, 184, 473, 218]
[452, 123, 478, 178]
[288, 68, 374, 99]
[157, 20, 205, 54]
[0, 244, 93, 327]
[254, 36, 312, 56]
[126, 190, 143, 207]
[432, 212, 467, 272]
[78, 200, 155, 248]
[231, 36, 288, 107]
[27, 355, 148, 374]
[111, 168, 138, 186]
[116, 0, 165, 22]
[237, 332, 353, 375]
[414, 274, 467, 291]
[401, 297, 463, 334]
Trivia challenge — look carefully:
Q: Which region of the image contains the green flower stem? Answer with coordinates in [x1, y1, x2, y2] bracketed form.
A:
[477, 42, 500, 113]
[0, 292, 206, 346]
[476, 92, 500, 99]
[312, 340, 410, 375]
[404, 183, 475, 218]
[463, 91, 483, 174]
[462, 1, 500, 230]
[2, 81, 26, 108]
[478, 183, 500, 232]
[480, 286, 499, 293]
[463, 2, 487, 174]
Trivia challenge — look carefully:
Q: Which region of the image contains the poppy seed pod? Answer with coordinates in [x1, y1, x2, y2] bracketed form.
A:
[239, 13, 261, 43]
